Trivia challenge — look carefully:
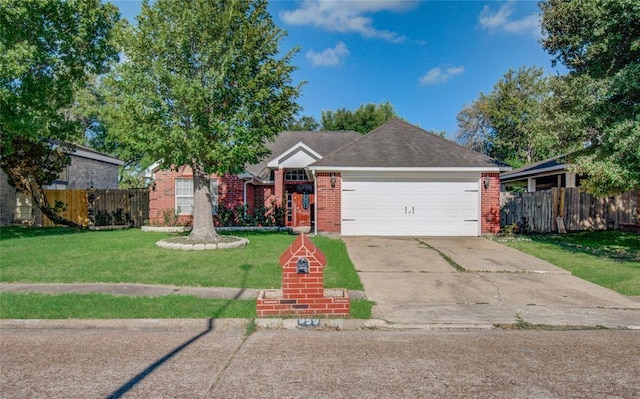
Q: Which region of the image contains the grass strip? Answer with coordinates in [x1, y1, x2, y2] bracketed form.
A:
[503, 240, 640, 296]
[0, 293, 256, 319]
[0, 293, 374, 320]
[415, 238, 466, 272]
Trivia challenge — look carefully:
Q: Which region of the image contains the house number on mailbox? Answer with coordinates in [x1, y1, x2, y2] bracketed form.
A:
[296, 257, 309, 274]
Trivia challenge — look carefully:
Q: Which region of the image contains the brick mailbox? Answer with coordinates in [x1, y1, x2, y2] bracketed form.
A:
[256, 233, 350, 317]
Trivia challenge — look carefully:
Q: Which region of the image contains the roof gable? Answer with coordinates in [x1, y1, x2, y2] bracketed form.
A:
[245, 130, 361, 179]
[309, 118, 501, 169]
[266, 142, 322, 169]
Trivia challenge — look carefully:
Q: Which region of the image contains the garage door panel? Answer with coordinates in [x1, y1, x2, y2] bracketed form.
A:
[341, 179, 479, 236]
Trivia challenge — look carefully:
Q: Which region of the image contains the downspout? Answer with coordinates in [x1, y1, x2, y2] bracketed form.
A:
[243, 179, 251, 219]
[312, 169, 317, 235]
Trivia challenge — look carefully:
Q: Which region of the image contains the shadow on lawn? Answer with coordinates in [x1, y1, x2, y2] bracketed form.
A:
[0, 226, 88, 241]
[105, 264, 253, 399]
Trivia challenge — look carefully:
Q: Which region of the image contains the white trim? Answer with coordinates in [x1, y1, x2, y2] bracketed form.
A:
[140, 160, 163, 178]
[312, 169, 318, 235]
[308, 166, 504, 173]
[477, 176, 482, 236]
[266, 142, 323, 168]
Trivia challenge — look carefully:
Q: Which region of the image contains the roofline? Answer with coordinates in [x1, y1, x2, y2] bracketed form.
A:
[266, 141, 323, 168]
[501, 164, 571, 181]
[72, 147, 124, 166]
[307, 166, 506, 173]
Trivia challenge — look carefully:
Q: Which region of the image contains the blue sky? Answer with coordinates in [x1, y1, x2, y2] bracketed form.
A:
[110, 0, 562, 138]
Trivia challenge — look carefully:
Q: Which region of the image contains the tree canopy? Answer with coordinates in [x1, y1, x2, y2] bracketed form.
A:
[0, 0, 120, 152]
[0, 0, 120, 227]
[101, 0, 301, 241]
[286, 102, 397, 133]
[321, 102, 397, 134]
[455, 66, 566, 168]
[540, 0, 640, 194]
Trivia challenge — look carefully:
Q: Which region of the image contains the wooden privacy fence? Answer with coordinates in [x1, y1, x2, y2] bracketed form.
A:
[43, 188, 149, 228]
[501, 188, 639, 233]
[42, 189, 89, 227]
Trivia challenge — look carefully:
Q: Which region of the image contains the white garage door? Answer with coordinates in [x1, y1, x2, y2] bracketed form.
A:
[341, 177, 479, 236]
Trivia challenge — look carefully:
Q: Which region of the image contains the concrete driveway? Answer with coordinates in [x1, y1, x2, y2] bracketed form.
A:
[344, 236, 640, 328]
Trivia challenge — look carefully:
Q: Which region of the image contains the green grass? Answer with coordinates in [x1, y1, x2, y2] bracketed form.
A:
[0, 293, 256, 319]
[0, 293, 373, 320]
[0, 227, 363, 290]
[501, 231, 640, 296]
[0, 227, 371, 319]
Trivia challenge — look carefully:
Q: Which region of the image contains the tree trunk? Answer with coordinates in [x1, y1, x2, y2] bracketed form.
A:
[188, 164, 220, 242]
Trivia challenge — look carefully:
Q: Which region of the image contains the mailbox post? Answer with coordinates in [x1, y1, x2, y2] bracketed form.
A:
[256, 233, 350, 317]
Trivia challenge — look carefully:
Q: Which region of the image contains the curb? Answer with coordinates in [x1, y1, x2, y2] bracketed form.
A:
[2, 318, 637, 331]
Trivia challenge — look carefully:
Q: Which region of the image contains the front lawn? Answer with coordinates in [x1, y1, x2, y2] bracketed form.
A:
[501, 231, 640, 296]
[0, 227, 371, 319]
[0, 227, 363, 290]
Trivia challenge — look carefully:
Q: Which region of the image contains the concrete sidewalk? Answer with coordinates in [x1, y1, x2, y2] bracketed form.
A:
[0, 282, 365, 300]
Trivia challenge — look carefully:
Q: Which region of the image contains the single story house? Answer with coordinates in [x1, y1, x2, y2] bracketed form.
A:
[0, 143, 123, 226]
[146, 119, 508, 236]
[500, 154, 583, 192]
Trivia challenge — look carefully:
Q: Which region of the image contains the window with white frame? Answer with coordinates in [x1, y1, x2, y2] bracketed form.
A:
[175, 178, 219, 215]
[285, 169, 307, 181]
[15, 192, 33, 221]
[175, 178, 194, 215]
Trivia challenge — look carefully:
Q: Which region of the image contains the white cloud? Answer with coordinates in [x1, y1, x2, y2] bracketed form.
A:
[419, 66, 465, 86]
[479, 1, 540, 36]
[280, 0, 415, 43]
[306, 42, 350, 67]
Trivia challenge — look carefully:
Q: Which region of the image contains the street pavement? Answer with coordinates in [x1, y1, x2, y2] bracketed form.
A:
[1, 320, 639, 398]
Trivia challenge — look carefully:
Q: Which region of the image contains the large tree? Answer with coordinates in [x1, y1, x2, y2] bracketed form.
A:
[455, 66, 565, 168]
[0, 0, 120, 226]
[540, 0, 640, 194]
[101, 0, 301, 242]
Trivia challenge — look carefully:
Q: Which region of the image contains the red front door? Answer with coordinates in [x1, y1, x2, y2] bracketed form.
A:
[290, 192, 313, 227]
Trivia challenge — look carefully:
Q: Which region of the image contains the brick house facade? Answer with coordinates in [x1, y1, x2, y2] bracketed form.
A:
[146, 120, 508, 235]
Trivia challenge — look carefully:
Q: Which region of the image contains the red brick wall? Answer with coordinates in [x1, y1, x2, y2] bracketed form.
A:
[481, 172, 501, 234]
[315, 172, 341, 233]
[256, 234, 349, 317]
[253, 185, 275, 211]
[149, 166, 194, 225]
[218, 175, 244, 209]
[274, 169, 284, 206]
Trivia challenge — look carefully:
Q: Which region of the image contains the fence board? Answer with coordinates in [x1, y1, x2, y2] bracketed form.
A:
[500, 188, 638, 233]
[128, 188, 149, 228]
[41, 188, 149, 228]
[43, 190, 89, 227]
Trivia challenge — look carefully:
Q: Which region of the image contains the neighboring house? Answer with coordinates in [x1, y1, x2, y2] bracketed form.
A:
[500, 154, 582, 192]
[0, 143, 124, 226]
[147, 119, 508, 236]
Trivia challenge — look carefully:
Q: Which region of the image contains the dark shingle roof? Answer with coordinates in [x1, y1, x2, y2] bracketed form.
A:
[500, 154, 569, 180]
[310, 118, 501, 169]
[245, 130, 361, 178]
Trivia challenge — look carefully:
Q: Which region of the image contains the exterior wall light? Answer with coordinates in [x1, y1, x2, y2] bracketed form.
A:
[330, 173, 336, 189]
[483, 176, 491, 190]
